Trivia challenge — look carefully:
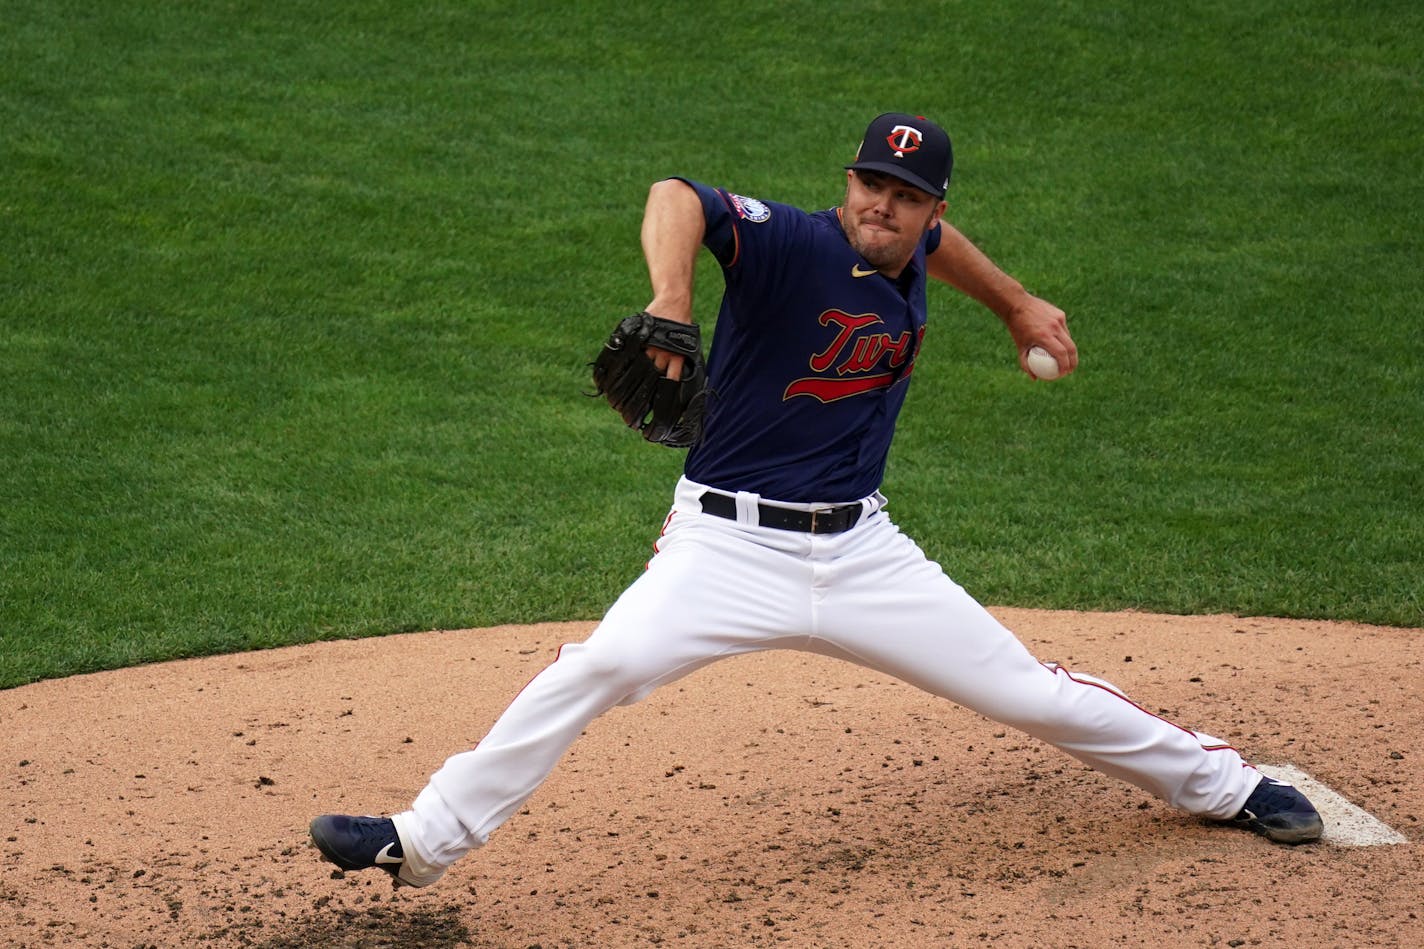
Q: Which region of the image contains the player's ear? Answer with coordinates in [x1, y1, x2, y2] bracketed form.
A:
[927, 199, 947, 231]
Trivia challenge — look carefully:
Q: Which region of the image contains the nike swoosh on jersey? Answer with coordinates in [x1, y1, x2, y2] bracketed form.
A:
[851, 264, 878, 277]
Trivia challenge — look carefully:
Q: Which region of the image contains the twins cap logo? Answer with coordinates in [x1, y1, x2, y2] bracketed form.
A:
[886, 124, 923, 158]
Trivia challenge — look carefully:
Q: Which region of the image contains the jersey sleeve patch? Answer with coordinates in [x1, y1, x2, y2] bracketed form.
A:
[728, 194, 771, 223]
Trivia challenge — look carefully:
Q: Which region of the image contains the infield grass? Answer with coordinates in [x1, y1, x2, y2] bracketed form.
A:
[2, 0, 1421, 687]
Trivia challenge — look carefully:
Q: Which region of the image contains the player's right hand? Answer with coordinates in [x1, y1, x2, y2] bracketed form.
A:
[1005, 295, 1077, 377]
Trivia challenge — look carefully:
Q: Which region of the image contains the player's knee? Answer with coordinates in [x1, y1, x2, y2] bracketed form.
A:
[987, 697, 1060, 734]
[990, 664, 1130, 735]
[556, 639, 663, 699]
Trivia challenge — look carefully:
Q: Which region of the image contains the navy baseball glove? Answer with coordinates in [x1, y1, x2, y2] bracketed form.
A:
[591, 311, 707, 448]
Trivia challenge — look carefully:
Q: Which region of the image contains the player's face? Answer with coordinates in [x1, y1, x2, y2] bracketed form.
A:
[841, 170, 947, 277]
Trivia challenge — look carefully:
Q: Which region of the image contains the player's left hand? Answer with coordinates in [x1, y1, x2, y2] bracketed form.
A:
[1004, 294, 1077, 378]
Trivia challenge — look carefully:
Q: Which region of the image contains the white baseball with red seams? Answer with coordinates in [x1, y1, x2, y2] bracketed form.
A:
[391, 476, 1260, 870]
[1027, 345, 1062, 380]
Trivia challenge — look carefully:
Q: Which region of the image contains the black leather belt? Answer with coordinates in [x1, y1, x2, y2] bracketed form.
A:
[698, 491, 863, 534]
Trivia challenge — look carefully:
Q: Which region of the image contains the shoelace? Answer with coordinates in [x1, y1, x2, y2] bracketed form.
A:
[1248, 782, 1305, 814]
[348, 819, 402, 858]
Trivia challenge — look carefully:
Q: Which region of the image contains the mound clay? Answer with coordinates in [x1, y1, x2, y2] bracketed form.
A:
[2, 608, 1420, 947]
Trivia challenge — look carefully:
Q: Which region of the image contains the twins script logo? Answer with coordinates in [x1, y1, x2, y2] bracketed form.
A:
[886, 125, 923, 157]
[783, 310, 923, 402]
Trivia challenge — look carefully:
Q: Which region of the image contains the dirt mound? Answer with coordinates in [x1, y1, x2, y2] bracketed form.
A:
[3, 609, 1419, 947]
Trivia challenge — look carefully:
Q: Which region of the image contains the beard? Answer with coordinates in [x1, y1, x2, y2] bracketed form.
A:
[845, 213, 914, 272]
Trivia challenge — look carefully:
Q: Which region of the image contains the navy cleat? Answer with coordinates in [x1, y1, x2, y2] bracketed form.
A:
[1229, 776, 1324, 844]
[308, 814, 445, 887]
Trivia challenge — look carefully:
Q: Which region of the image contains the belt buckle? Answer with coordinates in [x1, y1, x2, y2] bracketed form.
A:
[809, 509, 822, 533]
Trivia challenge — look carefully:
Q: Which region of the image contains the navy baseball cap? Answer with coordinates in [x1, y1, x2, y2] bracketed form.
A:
[846, 112, 953, 197]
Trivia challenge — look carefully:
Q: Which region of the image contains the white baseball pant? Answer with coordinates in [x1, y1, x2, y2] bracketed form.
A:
[394, 476, 1259, 870]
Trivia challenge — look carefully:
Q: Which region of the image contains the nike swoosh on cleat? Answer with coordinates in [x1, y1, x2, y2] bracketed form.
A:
[374, 842, 403, 865]
[851, 264, 878, 277]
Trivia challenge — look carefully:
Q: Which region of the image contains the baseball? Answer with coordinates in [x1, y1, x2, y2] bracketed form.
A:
[1026, 345, 1062, 381]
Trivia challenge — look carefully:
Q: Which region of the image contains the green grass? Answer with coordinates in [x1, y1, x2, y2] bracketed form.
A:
[3, 0, 1421, 687]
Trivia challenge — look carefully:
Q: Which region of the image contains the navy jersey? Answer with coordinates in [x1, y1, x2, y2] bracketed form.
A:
[678, 178, 942, 503]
